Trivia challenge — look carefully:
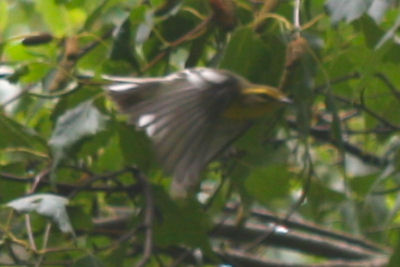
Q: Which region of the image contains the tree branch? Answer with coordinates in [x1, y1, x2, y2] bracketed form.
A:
[286, 120, 389, 167]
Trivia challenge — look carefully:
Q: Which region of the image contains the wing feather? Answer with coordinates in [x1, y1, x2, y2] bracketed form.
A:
[105, 68, 251, 197]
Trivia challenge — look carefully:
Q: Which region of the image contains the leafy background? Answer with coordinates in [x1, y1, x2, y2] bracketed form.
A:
[1, 0, 400, 266]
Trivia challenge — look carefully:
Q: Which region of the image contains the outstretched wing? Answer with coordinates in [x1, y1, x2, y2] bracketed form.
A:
[105, 68, 250, 197]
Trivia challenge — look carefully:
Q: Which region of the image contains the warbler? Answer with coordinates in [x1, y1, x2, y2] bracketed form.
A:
[105, 68, 290, 198]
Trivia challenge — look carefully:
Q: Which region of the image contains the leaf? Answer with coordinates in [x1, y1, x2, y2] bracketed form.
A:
[135, 10, 154, 44]
[355, 16, 384, 49]
[388, 232, 400, 266]
[0, 114, 46, 150]
[72, 254, 104, 267]
[51, 86, 102, 122]
[6, 193, 74, 234]
[21, 62, 52, 83]
[91, 133, 124, 172]
[349, 174, 378, 196]
[325, 0, 370, 24]
[368, 0, 391, 23]
[326, 0, 392, 24]
[4, 43, 41, 61]
[0, 163, 27, 200]
[308, 181, 346, 206]
[245, 165, 291, 203]
[49, 100, 107, 151]
[375, 14, 400, 49]
[219, 27, 276, 84]
[0, 1, 8, 33]
[155, 194, 211, 250]
[35, 0, 69, 36]
[110, 18, 139, 69]
[117, 122, 155, 171]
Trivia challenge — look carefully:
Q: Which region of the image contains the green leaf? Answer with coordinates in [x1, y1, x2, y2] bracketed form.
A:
[308, 181, 346, 206]
[155, 194, 211, 250]
[356, 16, 384, 49]
[110, 19, 139, 69]
[117, 122, 155, 172]
[0, 163, 27, 201]
[0, 114, 46, 150]
[245, 165, 291, 203]
[388, 230, 400, 266]
[72, 254, 104, 267]
[68, 206, 93, 231]
[35, 0, 69, 36]
[4, 43, 40, 61]
[219, 27, 274, 84]
[0, 1, 8, 33]
[349, 174, 378, 196]
[21, 62, 52, 83]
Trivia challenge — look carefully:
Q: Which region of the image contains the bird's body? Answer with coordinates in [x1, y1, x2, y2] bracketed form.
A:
[105, 68, 289, 198]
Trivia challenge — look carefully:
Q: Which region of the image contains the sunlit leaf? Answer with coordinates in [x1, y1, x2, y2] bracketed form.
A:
[0, 1, 8, 33]
[135, 10, 154, 44]
[368, 0, 392, 23]
[326, 0, 370, 24]
[35, 0, 69, 36]
[49, 100, 107, 151]
[7, 193, 74, 234]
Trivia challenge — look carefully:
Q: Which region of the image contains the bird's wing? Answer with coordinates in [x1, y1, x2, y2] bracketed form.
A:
[105, 68, 250, 197]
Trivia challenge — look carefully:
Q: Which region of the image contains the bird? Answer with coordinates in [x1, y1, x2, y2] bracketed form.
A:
[104, 67, 290, 198]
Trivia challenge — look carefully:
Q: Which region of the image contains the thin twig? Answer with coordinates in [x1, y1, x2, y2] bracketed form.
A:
[141, 15, 212, 72]
[34, 223, 52, 267]
[0, 171, 141, 194]
[330, 93, 399, 130]
[286, 119, 388, 166]
[25, 214, 37, 252]
[374, 72, 400, 101]
[244, 149, 313, 251]
[293, 0, 302, 36]
[76, 29, 113, 59]
[313, 72, 361, 92]
[67, 168, 132, 198]
[130, 167, 154, 267]
[31, 168, 50, 193]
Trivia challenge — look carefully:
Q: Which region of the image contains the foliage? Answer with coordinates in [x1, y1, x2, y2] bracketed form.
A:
[0, 0, 399, 266]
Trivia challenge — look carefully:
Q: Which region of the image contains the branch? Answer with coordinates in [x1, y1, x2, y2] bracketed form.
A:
[374, 72, 400, 101]
[91, 204, 390, 266]
[217, 247, 388, 267]
[293, 0, 301, 33]
[314, 72, 400, 130]
[212, 220, 386, 260]
[130, 167, 154, 267]
[141, 15, 213, 72]
[286, 120, 389, 167]
[313, 72, 361, 91]
[330, 92, 399, 130]
[0, 170, 141, 195]
[224, 203, 386, 253]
